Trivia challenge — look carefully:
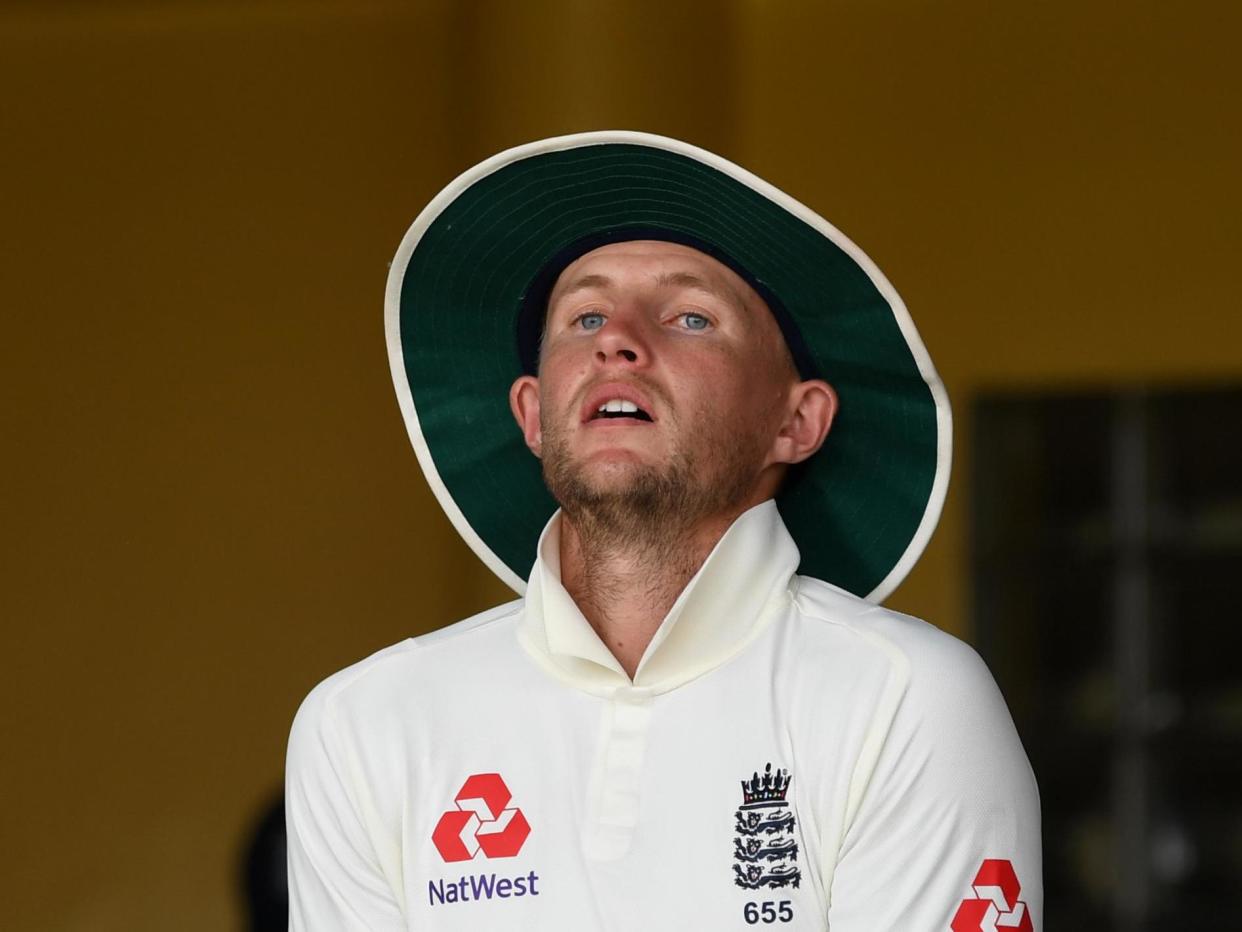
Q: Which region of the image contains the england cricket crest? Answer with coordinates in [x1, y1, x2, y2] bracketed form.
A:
[732, 763, 801, 890]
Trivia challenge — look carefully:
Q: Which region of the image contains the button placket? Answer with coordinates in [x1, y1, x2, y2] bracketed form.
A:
[582, 686, 654, 860]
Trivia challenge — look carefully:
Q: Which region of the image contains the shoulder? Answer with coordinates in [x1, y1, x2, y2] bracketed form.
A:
[288, 598, 524, 750]
[790, 575, 993, 689]
[787, 575, 1010, 738]
[793, 592, 1043, 929]
[789, 576, 1037, 829]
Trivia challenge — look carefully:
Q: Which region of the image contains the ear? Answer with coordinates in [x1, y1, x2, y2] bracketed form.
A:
[769, 380, 837, 466]
[509, 374, 543, 457]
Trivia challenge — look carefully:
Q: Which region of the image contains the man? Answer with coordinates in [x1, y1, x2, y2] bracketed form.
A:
[286, 131, 1041, 930]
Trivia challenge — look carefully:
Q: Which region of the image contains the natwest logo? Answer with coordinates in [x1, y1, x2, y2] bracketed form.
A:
[432, 773, 531, 863]
[951, 859, 1032, 932]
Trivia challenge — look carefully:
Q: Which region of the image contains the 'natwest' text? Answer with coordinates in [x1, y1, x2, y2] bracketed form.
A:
[428, 870, 540, 906]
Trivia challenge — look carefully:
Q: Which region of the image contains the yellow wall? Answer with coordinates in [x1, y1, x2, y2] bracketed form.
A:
[3, 1, 1239, 928]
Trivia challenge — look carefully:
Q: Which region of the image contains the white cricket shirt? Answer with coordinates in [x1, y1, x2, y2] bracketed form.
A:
[286, 501, 1042, 930]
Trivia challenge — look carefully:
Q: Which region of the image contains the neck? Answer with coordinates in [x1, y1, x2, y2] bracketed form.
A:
[557, 504, 752, 679]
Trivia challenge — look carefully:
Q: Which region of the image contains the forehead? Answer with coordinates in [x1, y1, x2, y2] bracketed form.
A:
[548, 240, 759, 308]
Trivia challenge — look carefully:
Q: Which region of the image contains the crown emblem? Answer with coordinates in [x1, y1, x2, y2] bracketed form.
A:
[733, 761, 800, 892]
[741, 762, 791, 805]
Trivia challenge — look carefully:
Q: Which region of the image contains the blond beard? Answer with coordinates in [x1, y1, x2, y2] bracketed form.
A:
[540, 414, 765, 559]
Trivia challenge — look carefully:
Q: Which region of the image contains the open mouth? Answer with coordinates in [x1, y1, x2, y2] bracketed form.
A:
[590, 399, 653, 422]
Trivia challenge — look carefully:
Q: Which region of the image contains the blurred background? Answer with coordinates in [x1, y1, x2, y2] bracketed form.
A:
[3, 1, 1240, 929]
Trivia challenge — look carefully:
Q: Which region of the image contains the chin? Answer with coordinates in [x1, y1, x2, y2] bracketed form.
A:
[578, 444, 654, 469]
[548, 456, 660, 503]
[579, 458, 651, 489]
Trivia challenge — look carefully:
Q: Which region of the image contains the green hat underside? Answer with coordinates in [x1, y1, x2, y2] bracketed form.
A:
[387, 133, 950, 603]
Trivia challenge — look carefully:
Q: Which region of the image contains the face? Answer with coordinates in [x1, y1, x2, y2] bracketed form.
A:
[509, 240, 833, 529]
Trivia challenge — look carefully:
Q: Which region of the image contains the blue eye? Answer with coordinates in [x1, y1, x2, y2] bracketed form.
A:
[577, 312, 605, 331]
[681, 312, 710, 331]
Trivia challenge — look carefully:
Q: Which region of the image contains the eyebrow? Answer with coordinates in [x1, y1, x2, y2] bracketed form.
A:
[552, 271, 745, 308]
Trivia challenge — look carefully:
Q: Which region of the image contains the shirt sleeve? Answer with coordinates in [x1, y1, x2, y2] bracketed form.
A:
[826, 632, 1042, 931]
[285, 680, 407, 931]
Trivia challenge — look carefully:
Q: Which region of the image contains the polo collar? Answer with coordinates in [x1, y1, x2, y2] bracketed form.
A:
[516, 500, 799, 696]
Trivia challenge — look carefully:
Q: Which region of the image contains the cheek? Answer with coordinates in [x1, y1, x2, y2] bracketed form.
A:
[537, 351, 592, 417]
[671, 357, 752, 423]
[693, 354, 785, 429]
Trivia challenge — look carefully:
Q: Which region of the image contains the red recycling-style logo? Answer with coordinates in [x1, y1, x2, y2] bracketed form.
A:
[951, 859, 1033, 932]
[432, 773, 531, 863]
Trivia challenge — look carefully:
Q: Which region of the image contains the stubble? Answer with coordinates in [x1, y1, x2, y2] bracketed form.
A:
[540, 400, 767, 565]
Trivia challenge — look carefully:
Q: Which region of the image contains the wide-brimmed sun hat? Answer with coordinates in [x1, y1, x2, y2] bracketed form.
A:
[385, 131, 951, 603]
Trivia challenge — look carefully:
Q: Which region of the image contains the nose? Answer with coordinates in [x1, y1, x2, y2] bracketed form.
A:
[593, 309, 650, 368]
